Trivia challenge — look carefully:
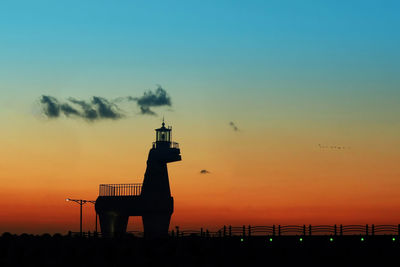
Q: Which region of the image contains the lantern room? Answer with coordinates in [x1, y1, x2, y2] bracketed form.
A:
[155, 121, 171, 143]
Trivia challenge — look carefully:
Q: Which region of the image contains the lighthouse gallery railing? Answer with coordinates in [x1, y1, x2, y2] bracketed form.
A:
[99, 183, 142, 196]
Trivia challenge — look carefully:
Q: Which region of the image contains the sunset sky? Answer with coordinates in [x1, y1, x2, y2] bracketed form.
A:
[1, 0, 400, 234]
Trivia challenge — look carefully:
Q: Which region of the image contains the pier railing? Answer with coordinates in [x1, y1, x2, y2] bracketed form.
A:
[69, 224, 400, 238]
[171, 224, 400, 238]
[99, 183, 142, 196]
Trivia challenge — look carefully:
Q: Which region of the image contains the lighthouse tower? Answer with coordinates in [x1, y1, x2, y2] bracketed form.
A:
[95, 120, 181, 238]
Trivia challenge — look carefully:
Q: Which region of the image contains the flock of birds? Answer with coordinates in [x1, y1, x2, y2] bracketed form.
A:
[318, 144, 351, 150]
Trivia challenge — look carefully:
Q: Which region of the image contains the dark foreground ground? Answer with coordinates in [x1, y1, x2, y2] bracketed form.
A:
[0, 233, 399, 266]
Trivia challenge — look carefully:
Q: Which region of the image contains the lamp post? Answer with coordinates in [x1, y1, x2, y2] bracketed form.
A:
[66, 198, 96, 236]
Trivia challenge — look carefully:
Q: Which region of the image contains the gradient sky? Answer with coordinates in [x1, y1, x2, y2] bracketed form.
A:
[1, 0, 400, 234]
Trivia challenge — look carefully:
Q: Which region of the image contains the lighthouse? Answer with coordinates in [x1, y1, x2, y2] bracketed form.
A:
[95, 120, 181, 238]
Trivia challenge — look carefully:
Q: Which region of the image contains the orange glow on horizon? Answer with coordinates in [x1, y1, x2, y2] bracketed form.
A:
[1, 116, 400, 234]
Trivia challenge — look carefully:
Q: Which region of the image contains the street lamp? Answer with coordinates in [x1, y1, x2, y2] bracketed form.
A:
[66, 198, 96, 236]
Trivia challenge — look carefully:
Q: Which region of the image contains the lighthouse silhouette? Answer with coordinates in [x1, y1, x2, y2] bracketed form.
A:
[95, 120, 181, 238]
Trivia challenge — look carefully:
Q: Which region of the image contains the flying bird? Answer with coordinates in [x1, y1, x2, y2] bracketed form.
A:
[229, 121, 239, 131]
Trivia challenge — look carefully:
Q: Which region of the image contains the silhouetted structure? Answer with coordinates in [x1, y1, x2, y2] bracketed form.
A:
[95, 121, 181, 238]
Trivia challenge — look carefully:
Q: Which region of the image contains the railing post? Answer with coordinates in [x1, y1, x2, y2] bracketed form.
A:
[242, 225, 246, 237]
[223, 225, 226, 237]
[366, 224, 369, 236]
[273, 225, 275, 236]
[278, 225, 281, 236]
[200, 228, 203, 237]
[206, 229, 209, 238]
[340, 224, 343, 236]
[248, 225, 251, 237]
[176, 226, 179, 237]
[371, 224, 374, 236]
[334, 224, 337, 236]
[309, 225, 312, 236]
[303, 225, 306, 236]
[229, 225, 232, 237]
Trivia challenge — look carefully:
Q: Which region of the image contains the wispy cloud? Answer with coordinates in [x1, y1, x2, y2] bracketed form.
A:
[40, 95, 60, 118]
[127, 86, 171, 116]
[39, 86, 172, 121]
[40, 96, 124, 121]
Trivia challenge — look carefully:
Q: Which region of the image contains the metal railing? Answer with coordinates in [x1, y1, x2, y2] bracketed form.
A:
[152, 141, 179, 149]
[171, 142, 179, 148]
[212, 224, 400, 237]
[99, 183, 142, 196]
[68, 224, 400, 238]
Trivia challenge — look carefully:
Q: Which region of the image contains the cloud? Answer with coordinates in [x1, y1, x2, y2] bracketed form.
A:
[139, 106, 156, 116]
[38, 86, 173, 121]
[60, 103, 80, 117]
[128, 86, 171, 115]
[40, 95, 60, 118]
[92, 96, 122, 119]
[229, 121, 239, 131]
[200, 169, 210, 174]
[40, 95, 124, 121]
[67, 98, 99, 120]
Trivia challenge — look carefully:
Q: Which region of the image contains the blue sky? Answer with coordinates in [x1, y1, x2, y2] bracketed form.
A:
[0, 0, 399, 121]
